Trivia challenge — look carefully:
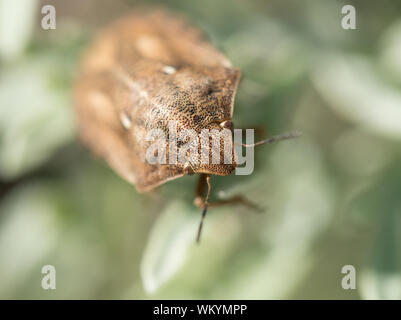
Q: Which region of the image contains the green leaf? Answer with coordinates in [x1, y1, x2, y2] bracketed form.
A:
[379, 19, 401, 84]
[0, 183, 59, 298]
[311, 54, 401, 140]
[351, 167, 401, 299]
[0, 56, 75, 180]
[140, 201, 198, 294]
[0, 0, 39, 60]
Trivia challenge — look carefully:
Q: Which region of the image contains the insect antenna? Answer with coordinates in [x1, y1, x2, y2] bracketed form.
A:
[241, 131, 302, 147]
[196, 175, 211, 244]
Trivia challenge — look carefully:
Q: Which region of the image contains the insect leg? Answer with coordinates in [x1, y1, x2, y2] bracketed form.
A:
[196, 174, 211, 243]
[194, 175, 263, 242]
[194, 174, 261, 211]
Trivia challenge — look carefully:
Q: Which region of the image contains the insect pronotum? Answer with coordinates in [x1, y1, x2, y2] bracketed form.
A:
[75, 9, 301, 243]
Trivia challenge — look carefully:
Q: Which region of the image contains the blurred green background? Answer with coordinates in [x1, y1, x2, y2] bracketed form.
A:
[1, 0, 401, 299]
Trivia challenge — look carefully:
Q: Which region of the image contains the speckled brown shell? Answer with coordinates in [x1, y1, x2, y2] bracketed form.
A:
[75, 9, 241, 192]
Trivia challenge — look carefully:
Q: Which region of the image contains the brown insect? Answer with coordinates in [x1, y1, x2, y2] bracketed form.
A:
[75, 9, 300, 243]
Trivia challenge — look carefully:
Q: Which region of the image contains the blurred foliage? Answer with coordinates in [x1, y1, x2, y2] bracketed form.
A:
[0, 0, 401, 299]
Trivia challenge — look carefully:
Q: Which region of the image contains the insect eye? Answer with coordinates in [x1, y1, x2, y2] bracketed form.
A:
[220, 120, 233, 129]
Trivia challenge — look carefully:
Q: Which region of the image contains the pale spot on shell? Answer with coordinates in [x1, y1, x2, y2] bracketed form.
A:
[84, 36, 116, 72]
[87, 91, 118, 124]
[120, 113, 132, 130]
[89, 91, 110, 108]
[163, 66, 176, 75]
[135, 35, 167, 60]
[115, 68, 148, 99]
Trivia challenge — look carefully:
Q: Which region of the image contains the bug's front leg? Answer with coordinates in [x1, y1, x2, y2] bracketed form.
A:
[193, 174, 262, 211]
[194, 174, 263, 243]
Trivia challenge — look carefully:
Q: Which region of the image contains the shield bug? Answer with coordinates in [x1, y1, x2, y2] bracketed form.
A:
[75, 9, 300, 243]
